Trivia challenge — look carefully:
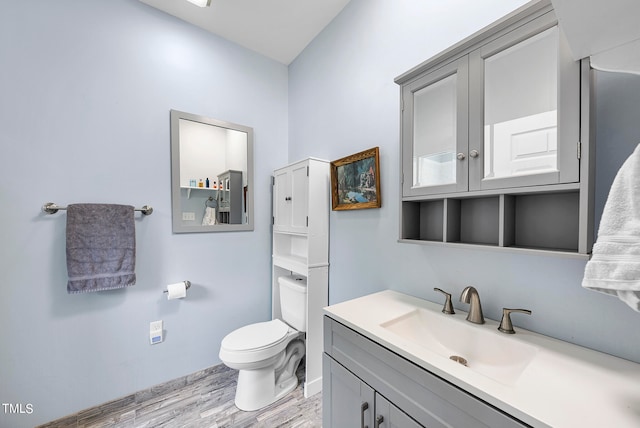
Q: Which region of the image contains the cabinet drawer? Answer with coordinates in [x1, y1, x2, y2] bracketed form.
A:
[324, 316, 530, 428]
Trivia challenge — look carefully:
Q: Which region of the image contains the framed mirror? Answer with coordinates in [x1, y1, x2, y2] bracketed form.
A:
[170, 110, 254, 233]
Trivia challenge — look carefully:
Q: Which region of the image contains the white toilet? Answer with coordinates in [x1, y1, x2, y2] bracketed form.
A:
[219, 275, 307, 411]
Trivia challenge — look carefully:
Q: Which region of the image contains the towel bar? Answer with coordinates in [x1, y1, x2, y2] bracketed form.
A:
[42, 202, 153, 215]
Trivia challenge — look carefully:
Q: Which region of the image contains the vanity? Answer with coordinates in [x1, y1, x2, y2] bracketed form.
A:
[323, 291, 640, 427]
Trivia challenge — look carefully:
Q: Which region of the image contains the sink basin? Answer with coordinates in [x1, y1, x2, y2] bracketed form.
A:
[380, 308, 537, 385]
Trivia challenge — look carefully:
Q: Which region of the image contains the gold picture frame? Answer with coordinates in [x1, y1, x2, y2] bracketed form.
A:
[331, 147, 381, 211]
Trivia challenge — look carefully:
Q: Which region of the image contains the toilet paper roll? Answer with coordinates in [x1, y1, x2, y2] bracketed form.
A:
[167, 282, 187, 300]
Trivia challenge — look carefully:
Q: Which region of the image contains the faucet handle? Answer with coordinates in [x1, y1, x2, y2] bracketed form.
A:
[434, 288, 455, 314]
[498, 308, 532, 334]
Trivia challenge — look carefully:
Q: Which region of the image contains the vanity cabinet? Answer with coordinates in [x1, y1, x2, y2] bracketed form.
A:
[323, 316, 529, 428]
[396, 0, 594, 256]
[324, 354, 422, 428]
[216, 170, 243, 224]
[272, 158, 330, 398]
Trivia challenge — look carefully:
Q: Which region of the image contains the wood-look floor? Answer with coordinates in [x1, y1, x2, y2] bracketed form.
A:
[38, 361, 322, 428]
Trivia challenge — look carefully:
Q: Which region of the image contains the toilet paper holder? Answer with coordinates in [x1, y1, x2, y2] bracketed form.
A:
[163, 280, 191, 294]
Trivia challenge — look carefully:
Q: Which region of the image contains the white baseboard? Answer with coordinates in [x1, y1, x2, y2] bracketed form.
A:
[304, 376, 322, 398]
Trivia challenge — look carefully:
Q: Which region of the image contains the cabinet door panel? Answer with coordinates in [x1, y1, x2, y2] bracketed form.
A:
[273, 162, 309, 233]
[402, 57, 469, 197]
[376, 394, 423, 428]
[469, 13, 579, 191]
[290, 163, 309, 232]
[323, 354, 374, 428]
[273, 169, 291, 230]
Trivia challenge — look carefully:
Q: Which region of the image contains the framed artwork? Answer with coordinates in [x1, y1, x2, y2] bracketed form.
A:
[331, 147, 381, 210]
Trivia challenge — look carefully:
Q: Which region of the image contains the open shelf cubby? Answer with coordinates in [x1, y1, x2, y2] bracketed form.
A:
[503, 191, 579, 252]
[272, 232, 309, 274]
[402, 200, 444, 242]
[447, 197, 500, 246]
[401, 190, 581, 254]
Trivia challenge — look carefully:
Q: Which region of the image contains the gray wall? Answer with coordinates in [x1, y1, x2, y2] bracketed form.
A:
[289, 0, 640, 363]
[0, 1, 287, 426]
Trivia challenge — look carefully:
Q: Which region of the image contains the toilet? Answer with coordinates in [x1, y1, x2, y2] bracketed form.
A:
[219, 275, 307, 411]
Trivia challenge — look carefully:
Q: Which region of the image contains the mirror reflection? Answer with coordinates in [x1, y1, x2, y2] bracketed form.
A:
[170, 110, 254, 233]
[483, 27, 559, 180]
[412, 73, 458, 188]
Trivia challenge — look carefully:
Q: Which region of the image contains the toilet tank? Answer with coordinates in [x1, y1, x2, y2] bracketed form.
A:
[278, 274, 307, 332]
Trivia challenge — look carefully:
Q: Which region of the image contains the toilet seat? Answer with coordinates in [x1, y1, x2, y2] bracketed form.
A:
[220, 319, 294, 365]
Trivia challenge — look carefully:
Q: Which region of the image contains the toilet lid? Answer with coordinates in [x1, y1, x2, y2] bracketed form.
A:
[221, 319, 289, 352]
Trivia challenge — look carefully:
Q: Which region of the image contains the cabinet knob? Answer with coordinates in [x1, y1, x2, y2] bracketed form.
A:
[456, 152, 466, 160]
[285, 196, 292, 201]
[469, 149, 479, 158]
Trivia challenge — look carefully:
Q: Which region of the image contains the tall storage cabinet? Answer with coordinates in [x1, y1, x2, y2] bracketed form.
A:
[272, 158, 330, 398]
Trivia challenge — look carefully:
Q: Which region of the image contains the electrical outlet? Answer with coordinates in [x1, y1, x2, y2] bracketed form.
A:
[150, 320, 162, 331]
[182, 212, 195, 221]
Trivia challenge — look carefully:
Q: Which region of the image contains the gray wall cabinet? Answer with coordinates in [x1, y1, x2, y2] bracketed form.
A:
[396, 0, 594, 257]
[323, 316, 530, 428]
[216, 169, 244, 224]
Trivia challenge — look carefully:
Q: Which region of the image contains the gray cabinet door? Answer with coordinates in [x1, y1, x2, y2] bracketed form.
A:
[376, 394, 423, 428]
[402, 57, 469, 197]
[468, 13, 580, 191]
[323, 354, 375, 428]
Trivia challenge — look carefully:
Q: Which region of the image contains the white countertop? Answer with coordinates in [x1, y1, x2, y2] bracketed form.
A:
[324, 290, 640, 428]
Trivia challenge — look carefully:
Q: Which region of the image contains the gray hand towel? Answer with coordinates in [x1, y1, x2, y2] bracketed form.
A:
[66, 204, 136, 293]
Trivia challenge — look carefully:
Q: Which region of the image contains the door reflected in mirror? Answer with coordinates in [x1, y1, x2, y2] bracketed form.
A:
[483, 27, 559, 181]
[170, 110, 254, 233]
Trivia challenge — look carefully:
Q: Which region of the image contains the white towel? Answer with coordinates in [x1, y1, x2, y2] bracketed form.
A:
[582, 143, 640, 311]
[202, 207, 217, 225]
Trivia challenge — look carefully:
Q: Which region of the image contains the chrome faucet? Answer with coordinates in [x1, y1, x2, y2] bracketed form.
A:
[460, 286, 484, 324]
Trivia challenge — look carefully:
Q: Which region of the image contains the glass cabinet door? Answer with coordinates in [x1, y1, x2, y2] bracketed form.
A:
[402, 57, 469, 197]
[468, 18, 580, 191]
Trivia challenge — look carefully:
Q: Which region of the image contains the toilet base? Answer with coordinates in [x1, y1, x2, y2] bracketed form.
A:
[233, 339, 305, 411]
[235, 368, 298, 411]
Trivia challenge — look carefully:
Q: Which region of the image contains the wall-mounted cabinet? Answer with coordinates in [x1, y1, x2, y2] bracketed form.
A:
[272, 158, 330, 398]
[396, 0, 594, 257]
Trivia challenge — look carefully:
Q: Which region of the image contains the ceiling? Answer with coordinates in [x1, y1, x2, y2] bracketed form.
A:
[138, 0, 352, 65]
